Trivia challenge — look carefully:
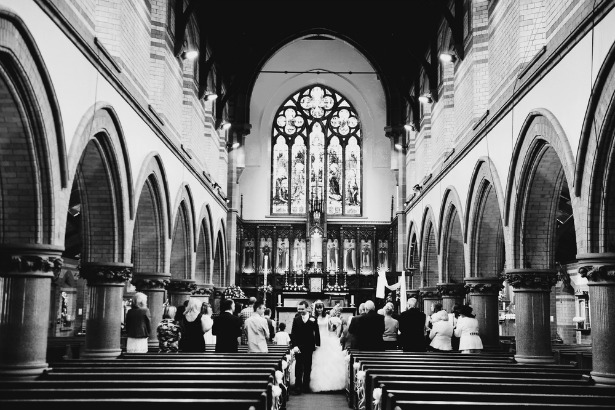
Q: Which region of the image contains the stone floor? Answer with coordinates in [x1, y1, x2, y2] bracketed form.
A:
[286, 390, 348, 410]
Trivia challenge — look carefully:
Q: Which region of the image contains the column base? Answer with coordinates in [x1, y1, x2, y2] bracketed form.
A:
[591, 371, 615, 385]
[80, 348, 122, 359]
[514, 354, 555, 364]
[0, 362, 50, 378]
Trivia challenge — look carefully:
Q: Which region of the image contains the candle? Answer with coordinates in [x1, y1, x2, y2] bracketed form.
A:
[351, 295, 355, 306]
[278, 294, 282, 305]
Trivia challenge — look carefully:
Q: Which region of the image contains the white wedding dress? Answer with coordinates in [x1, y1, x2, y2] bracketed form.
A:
[309, 316, 347, 392]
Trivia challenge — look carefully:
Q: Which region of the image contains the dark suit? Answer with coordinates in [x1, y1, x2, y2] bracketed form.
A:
[290, 314, 320, 393]
[212, 311, 242, 353]
[348, 310, 385, 351]
[398, 308, 427, 352]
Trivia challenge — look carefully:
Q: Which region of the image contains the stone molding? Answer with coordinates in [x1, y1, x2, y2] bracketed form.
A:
[419, 287, 440, 299]
[79, 262, 133, 284]
[578, 264, 615, 283]
[504, 269, 557, 290]
[0, 244, 64, 278]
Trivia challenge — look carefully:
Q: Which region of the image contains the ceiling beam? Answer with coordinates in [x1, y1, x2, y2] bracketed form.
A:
[174, 0, 199, 57]
[438, 0, 465, 60]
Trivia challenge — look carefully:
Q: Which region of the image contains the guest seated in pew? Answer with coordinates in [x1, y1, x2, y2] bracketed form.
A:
[454, 304, 483, 354]
[428, 309, 453, 351]
[125, 292, 151, 353]
[179, 298, 212, 352]
[157, 305, 181, 353]
[382, 302, 399, 350]
[397, 297, 426, 352]
[274, 322, 291, 345]
[212, 299, 242, 353]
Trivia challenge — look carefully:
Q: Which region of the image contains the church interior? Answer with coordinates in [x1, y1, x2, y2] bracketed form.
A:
[2, 0, 615, 407]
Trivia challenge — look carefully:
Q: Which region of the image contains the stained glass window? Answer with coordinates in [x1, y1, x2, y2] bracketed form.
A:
[271, 85, 362, 215]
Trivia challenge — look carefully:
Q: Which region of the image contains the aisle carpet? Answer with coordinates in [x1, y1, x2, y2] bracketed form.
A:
[286, 391, 348, 410]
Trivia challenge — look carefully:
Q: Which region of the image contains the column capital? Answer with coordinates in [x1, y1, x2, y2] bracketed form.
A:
[192, 284, 213, 296]
[132, 273, 171, 290]
[436, 282, 467, 297]
[577, 253, 615, 284]
[166, 278, 197, 293]
[79, 262, 133, 285]
[504, 269, 557, 290]
[464, 277, 504, 295]
[0, 244, 63, 278]
[419, 286, 440, 299]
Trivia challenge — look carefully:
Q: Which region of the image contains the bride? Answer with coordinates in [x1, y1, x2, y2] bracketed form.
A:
[309, 301, 347, 392]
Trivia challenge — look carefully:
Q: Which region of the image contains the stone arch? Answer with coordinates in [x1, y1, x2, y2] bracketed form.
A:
[131, 154, 171, 274]
[195, 204, 214, 285]
[212, 222, 227, 287]
[406, 221, 420, 289]
[67, 105, 133, 263]
[420, 206, 439, 287]
[466, 158, 506, 277]
[439, 187, 465, 283]
[0, 10, 67, 245]
[170, 185, 195, 279]
[576, 40, 615, 253]
[506, 111, 576, 269]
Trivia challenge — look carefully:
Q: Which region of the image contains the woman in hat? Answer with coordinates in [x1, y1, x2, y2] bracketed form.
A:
[454, 304, 483, 353]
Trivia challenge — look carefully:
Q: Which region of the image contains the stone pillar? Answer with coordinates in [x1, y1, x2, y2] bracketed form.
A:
[505, 269, 557, 363]
[419, 287, 441, 315]
[166, 279, 196, 308]
[79, 262, 133, 359]
[0, 244, 63, 378]
[464, 277, 502, 350]
[132, 274, 170, 349]
[436, 283, 466, 314]
[578, 253, 615, 385]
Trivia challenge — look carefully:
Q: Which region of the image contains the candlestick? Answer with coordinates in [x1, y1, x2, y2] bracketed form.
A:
[277, 294, 282, 306]
[350, 294, 355, 307]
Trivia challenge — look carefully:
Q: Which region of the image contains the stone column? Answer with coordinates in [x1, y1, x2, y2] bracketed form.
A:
[505, 269, 557, 363]
[419, 287, 441, 315]
[464, 277, 502, 350]
[132, 274, 170, 350]
[0, 244, 63, 378]
[436, 283, 466, 314]
[79, 262, 133, 359]
[578, 253, 615, 385]
[166, 279, 196, 308]
[191, 284, 214, 306]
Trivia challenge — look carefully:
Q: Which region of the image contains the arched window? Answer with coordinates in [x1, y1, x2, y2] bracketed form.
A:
[271, 85, 362, 216]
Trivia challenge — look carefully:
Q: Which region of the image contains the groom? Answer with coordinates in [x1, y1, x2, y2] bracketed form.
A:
[290, 300, 320, 395]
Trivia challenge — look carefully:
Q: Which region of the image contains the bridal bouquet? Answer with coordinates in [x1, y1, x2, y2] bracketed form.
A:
[329, 316, 342, 332]
[257, 284, 273, 294]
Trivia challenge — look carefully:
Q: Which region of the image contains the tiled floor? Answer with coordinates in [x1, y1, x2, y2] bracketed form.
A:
[286, 390, 349, 410]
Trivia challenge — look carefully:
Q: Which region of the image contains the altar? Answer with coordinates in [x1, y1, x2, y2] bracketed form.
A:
[276, 305, 356, 335]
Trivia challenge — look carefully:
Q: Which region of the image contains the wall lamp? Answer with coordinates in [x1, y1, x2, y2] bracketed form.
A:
[395, 142, 408, 151]
[404, 123, 416, 132]
[181, 50, 199, 60]
[413, 184, 422, 193]
[204, 92, 218, 102]
[227, 141, 240, 149]
[220, 121, 231, 130]
[418, 93, 433, 104]
[439, 51, 457, 63]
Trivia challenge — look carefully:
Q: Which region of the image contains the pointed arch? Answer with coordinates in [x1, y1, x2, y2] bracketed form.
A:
[439, 187, 465, 283]
[0, 10, 67, 245]
[420, 206, 439, 287]
[506, 111, 576, 269]
[212, 221, 227, 287]
[67, 105, 133, 263]
[131, 154, 171, 274]
[170, 185, 196, 279]
[195, 203, 214, 284]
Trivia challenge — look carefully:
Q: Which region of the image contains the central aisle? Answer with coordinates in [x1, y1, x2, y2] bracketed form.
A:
[286, 391, 348, 410]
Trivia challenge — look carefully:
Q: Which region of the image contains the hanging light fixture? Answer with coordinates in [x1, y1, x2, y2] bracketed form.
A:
[204, 92, 218, 101]
[181, 49, 199, 60]
[439, 51, 457, 63]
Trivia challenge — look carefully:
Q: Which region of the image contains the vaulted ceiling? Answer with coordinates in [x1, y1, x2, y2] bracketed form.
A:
[189, 0, 464, 133]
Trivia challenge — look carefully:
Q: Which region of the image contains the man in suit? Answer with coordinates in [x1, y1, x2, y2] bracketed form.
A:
[348, 300, 384, 351]
[245, 300, 270, 352]
[264, 308, 275, 342]
[212, 299, 242, 353]
[398, 297, 427, 352]
[239, 296, 257, 345]
[341, 302, 366, 350]
[290, 300, 320, 394]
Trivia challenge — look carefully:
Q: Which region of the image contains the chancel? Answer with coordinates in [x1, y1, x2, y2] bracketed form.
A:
[1, 0, 615, 408]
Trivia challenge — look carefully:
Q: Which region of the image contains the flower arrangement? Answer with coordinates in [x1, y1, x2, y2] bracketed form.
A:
[223, 285, 246, 299]
[284, 283, 307, 292]
[258, 284, 273, 294]
[572, 316, 585, 323]
[325, 283, 347, 292]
